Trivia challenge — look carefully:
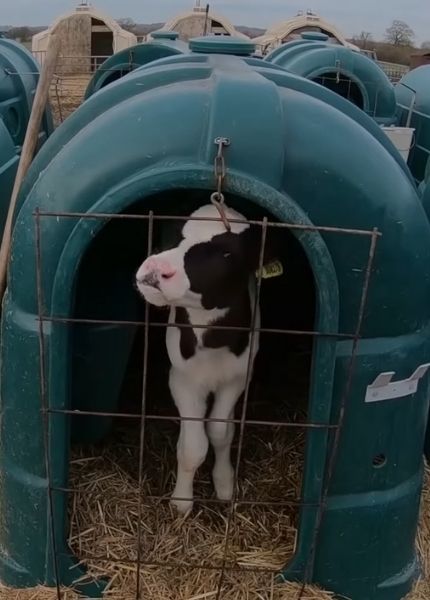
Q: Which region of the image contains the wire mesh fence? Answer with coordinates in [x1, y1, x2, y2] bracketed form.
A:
[43, 55, 139, 125]
[49, 73, 91, 125]
[378, 60, 410, 83]
[45, 55, 110, 125]
[34, 206, 380, 599]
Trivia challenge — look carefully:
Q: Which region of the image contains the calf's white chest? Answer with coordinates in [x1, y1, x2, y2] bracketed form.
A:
[166, 302, 260, 394]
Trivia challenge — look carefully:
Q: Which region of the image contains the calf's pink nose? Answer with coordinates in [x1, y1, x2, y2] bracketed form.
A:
[144, 258, 176, 280]
[160, 269, 176, 280]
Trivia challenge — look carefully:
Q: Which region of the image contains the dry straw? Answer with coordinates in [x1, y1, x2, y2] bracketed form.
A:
[0, 415, 428, 599]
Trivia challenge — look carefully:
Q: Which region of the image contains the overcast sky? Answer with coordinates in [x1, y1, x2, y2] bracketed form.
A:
[2, 1, 429, 43]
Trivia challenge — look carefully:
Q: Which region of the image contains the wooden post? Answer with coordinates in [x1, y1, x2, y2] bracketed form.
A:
[203, 4, 210, 36]
[0, 32, 61, 300]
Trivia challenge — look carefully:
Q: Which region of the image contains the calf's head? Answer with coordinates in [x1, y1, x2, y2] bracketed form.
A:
[136, 204, 270, 310]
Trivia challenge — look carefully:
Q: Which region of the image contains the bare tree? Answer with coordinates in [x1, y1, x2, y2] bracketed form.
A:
[421, 41, 430, 50]
[358, 31, 373, 49]
[385, 20, 415, 46]
[352, 31, 373, 49]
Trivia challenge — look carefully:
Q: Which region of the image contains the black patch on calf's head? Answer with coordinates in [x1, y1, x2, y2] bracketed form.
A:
[184, 231, 248, 309]
[183, 226, 276, 310]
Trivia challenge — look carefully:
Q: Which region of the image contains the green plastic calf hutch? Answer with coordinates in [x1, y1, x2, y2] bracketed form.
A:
[264, 31, 331, 62]
[0, 37, 53, 147]
[0, 119, 19, 234]
[84, 31, 188, 99]
[265, 33, 397, 126]
[1, 36, 429, 600]
[396, 65, 430, 184]
[150, 30, 181, 41]
[0, 38, 53, 235]
[397, 67, 430, 454]
[418, 166, 430, 461]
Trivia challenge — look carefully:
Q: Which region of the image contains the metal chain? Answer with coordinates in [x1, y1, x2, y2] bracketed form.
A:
[335, 59, 341, 84]
[128, 49, 134, 72]
[210, 137, 231, 231]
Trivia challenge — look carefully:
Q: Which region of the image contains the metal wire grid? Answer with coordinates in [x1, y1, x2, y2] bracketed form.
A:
[34, 208, 380, 599]
[49, 73, 90, 126]
[377, 60, 410, 83]
[6, 54, 128, 125]
[49, 71, 130, 125]
[47, 56, 147, 126]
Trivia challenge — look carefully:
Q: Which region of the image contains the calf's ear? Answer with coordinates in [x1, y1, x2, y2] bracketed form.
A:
[243, 225, 283, 273]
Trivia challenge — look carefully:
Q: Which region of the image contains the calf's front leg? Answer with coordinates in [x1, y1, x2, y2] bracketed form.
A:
[169, 368, 208, 515]
[208, 377, 245, 502]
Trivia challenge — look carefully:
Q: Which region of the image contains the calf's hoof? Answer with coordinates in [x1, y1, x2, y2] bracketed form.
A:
[170, 496, 193, 515]
[213, 469, 234, 502]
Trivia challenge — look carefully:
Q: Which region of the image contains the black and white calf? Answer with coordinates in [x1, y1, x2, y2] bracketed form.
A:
[135, 204, 269, 514]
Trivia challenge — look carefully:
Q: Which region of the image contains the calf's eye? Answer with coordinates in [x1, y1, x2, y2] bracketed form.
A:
[223, 252, 231, 259]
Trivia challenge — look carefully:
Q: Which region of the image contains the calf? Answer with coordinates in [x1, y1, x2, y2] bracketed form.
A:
[135, 204, 269, 514]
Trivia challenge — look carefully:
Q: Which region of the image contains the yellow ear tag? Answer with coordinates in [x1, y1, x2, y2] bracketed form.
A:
[256, 260, 284, 280]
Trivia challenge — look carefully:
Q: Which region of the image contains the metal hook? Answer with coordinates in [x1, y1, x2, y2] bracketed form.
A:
[210, 192, 231, 232]
[212, 137, 231, 232]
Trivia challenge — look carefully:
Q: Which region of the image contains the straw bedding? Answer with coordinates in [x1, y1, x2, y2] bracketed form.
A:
[0, 417, 428, 599]
[404, 464, 430, 600]
[0, 350, 428, 600]
[62, 419, 310, 599]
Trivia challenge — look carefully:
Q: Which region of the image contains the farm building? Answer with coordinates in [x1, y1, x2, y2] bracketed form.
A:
[253, 10, 359, 55]
[410, 50, 430, 70]
[32, 2, 137, 74]
[160, 1, 248, 41]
